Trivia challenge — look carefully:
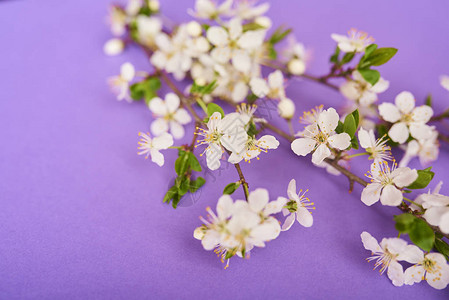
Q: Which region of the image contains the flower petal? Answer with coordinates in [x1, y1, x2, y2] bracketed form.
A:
[250, 77, 269, 98]
[311, 144, 331, 165]
[150, 118, 169, 136]
[404, 265, 424, 286]
[165, 93, 180, 113]
[296, 206, 313, 227]
[361, 231, 382, 253]
[361, 183, 382, 206]
[391, 167, 418, 188]
[370, 77, 389, 93]
[206, 26, 228, 47]
[281, 213, 296, 231]
[291, 138, 316, 156]
[237, 30, 265, 50]
[409, 123, 434, 141]
[412, 105, 433, 123]
[358, 128, 374, 149]
[257, 135, 279, 149]
[328, 133, 351, 150]
[104, 38, 124, 56]
[152, 132, 174, 149]
[206, 143, 222, 170]
[318, 107, 339, 134]
[387, 260, 405, 287]
[287, 179, 299, 201]
[174, 108, 192, 125]
[398, 244, 424, 264]
[395, 91, 415, 114]
[149, 97, 168, 116]
[380, 184, 403, 206]
[169, 121, 185, 139]
[388, 122, 409, 144]
[248, 188, 269, 212]
[150, 149, 164, 166]
[217, 194, 234, 220]
[379, 103, 401, 123]
[120, 62, 135, 81]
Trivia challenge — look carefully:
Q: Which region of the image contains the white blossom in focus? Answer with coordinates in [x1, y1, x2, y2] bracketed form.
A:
[137, 132, 173, 166]
[331, 28, 374, 53]
[358, 127, 392, 162]
[361, 161, 418, 207]
[361, 231, 425, 287]
[291, 107, 351, 164]
[108, 62, 135, 101]
[420, 187, 449, 235]
[378, 91, 434, 144]
[340, 70, 389, 106]
[228, 135, 279, 163]
[148, 93, 192, 139]
[279, 179, 314, 231]
[404, 251, 449, 290]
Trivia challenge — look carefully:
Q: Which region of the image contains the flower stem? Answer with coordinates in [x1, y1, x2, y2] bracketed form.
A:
[234, 163, 249, 201]
[287, 119, 295, 136]
[346, 152, 369, 159]
[402, 196, 424, 210]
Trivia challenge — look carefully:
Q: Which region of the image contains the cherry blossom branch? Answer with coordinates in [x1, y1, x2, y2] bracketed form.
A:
[234, 163, 249, 201]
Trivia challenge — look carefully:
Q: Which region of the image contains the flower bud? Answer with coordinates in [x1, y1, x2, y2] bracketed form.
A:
[288, 59, 306, 75]
[255, 16, 272, 29]
[193, 227, 205, 240]
[187, 21, 202, 37]
[278, 98, 295, 119]
[103, 38, 124, 56]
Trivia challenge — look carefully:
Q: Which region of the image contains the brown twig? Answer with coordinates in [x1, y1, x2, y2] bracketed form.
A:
[234, 163, 249, 201]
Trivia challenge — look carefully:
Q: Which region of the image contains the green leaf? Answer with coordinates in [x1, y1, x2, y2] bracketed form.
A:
[335, 121, 344, 134]
[179, 177, 190, 196]
[207, 103, 225, 118]
[350, 136, 359, 150]
[435, 238, 449, 261]
[343, 113, 357, 137]
[129, 77, 161, 104]
[223, 182, 241, 195]
[358, 68, 380, 86]
[190, 80, 217, 96]
[247, 122, 258, 137]
[269, 26, 292, 45]
[268, 44, 277, 60]
[425, 94, 432, 107]
[409, 218, 435, 252]
[351, 109, 359, 127]
[172, 192, 181, 209]
[242, 22, 266, 32]
[360, 47, 398, 68]
[407, 167, 435, 189]
[363, 44, 378, 60]
[189, 177, 206, 193]
[163, 186, 178, 204]
[188, 152, 202, 172]
[330, 46, 340, 64]
[340, 52, 355, 65]
[175, 152, 190, 176]
[394, 213, 417, 233]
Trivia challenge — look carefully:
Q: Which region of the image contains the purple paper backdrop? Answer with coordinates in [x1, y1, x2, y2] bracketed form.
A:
[1, 0, 449, 299]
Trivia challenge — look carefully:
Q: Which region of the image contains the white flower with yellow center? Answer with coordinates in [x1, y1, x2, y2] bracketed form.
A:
[228, 135, 279, 164]
[291, 107, 351, 164]
[340, 70, 389, 106]
[196, 112, 248, 170]
[137, 132, 173, 166]
[405, 251, 449, 290]
[379, 91, 434, 144]
[108, 62, 135, 101]
[358, 128, 392, 162]
[148, 93, 192, 139]
[279, 179, 314, 231]
[361, 231, 421, 287]
[361, 161, 418, 206]
[331, 28, 374, 53]
[249, 70, 286, 100]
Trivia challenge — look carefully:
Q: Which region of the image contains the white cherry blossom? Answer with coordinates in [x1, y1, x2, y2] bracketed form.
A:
[358, 128, 392, 162]
[378, 91, 434, 144]
[136, 15, 162, 48]
[228, 135, 279, 163]
[421, 189, 449, 234]
[148, 93, 192, 139]
[340, 70, 389, 106]
[108, 62, 135, 101]
[331, 28, 374, 53]
[278, 98, 295, 119]
[361, 231, 421, 287]
[361, 161, 418, 206]
[137, 132, 173, 166]
[280, 179, 314, 231]
[107, 6, 127, 36]
[404, 252, 449, 290]
[233, 1, 270, 20]
[104, 38, 125, 56]
[291, 107, 351, 164]
[250, 70, 286, 99]
[196, 112, 248, 170]
[189, 0, 233, 20]
[399, 130, 439, 167]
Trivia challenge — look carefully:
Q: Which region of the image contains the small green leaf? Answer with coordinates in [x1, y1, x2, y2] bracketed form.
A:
[129, 77, 161, 104]
[358, 68, 380, 86]
[247, 122, 258, 137]
[188, 152, 202, 172]
[363, 44, 378, 60]
[340, 52, 355, 65]
[351, 109, 360, 127]
[435, 238, 449, 261]
[394, 213, 417, 233]
[223, 182, 241, 195]
[163, 186, 178, 204]
[175, 152, 190, 176]
[335, 121, 344, 134]
[179, 177, 190, 196]
[268, 44, 277, 60]
[360, 47, 398, 68]
[190, 80, 217, 96]
[409, 218, 435, 252]
[330, 46, 340, 64]
[189, 177, 206, 193]
[269, 26, 292, 45]
[350, 136, 359, 150]
[407, 167, 435, 189]
[207, 103, 225, 118]
[242, 22, 266, 32]
[343, 113, 357, 137]
[425, 94, 432, 107]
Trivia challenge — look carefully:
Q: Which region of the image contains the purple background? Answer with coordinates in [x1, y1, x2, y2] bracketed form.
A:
[1, 0, 449, 298]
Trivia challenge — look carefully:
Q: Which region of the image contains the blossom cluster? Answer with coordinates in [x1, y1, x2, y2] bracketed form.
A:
[104, 0, 449, 291]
